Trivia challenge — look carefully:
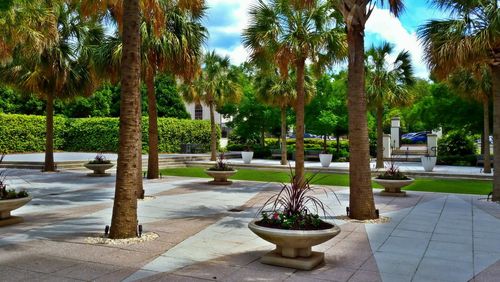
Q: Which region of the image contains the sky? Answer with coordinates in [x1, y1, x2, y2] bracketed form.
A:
[203, 0, 449, 79]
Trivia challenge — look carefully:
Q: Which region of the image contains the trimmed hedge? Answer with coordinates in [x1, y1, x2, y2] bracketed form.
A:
[0, 114, 216, 153]
[0, 114, 67, 153]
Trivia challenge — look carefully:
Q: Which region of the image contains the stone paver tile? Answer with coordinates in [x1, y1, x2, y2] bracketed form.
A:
[397, 222, 436, 233]
[425, 241, 473, 263]
[172, 261, 241, 281]
[224, 264, 294, 281]
[378, 236, 428, 257]
[292, 266, 355, 282]
[474, 252, 500, 275]
[211, 250, 266, 267]
[473, 258, 500, 282]
[93, 268, 138, 282]
[413, 257, 473, 282]
[152, 273, 214, 282]
[52, 261, 121, 281]
[3, 254, 79, 274]
[431, 233, 472, 245]
[391, 229, 432, 240]
[0, 265, 55, 282]
[372, 251, 421, 276]
[347, 270, 381, 282]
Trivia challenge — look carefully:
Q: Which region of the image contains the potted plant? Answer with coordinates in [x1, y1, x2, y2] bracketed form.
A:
[205, 152, 237, 185]
[421, 147, 437, 172]
[318, 135, 333, 168]
[0, 155, 31, 226]
[248, 174, 341, 270]
[241, 144, 254, 164]
[84, 154, 114, 177]
[373, 160, 414, 197]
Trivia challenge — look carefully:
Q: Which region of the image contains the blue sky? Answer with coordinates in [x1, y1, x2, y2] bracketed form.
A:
[204, 0, 449, 79]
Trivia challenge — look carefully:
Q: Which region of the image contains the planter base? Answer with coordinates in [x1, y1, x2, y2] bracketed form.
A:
[380, 190, 407, 197]
[261, 249, 324, 270]
[87, 173, 111, 177]
[208, 180, 233, 185]
[0, 216, 24, 227]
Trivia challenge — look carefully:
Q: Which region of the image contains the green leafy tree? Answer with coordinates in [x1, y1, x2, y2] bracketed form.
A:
[418, 0, 500, 200]
[306, 73, 348, 153]
[365, 41, 415, 168]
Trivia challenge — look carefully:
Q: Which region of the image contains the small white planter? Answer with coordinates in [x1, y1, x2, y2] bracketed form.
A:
[248, 220, 341, 270]
[205, 169, 237, 185]
[241, 151, 254, 164]
[319, 154, 332, 168]
[421, 156, 437, 172]
[373, 177, 414, 197]
[84, 163, 115, 177]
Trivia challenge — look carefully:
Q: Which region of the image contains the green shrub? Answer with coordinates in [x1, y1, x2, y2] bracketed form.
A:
[0, 114, 215, 153]
[438, 130, 477, 157]
[0, 114, 66, 153]
[437, 155, 477, 166]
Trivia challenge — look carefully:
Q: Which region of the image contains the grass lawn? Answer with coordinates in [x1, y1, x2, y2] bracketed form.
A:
[160, 167, 493, 195]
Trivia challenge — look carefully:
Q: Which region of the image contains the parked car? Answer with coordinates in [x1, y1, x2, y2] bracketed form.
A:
[402, 132, 428, 144]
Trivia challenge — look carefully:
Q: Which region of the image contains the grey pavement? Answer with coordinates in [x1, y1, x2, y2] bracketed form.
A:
[0, 168, 500, 281]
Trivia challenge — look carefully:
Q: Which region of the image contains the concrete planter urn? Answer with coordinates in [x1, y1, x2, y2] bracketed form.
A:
[0, 196, 32, 226]
[248, 220, 341, 270]
[373, 177, 414, 197]
[421, 156, 437, 172]
[204, 169, 237, 185]
[241, 151, 254, 164]
[319, 154, 332, 168]
[84, 163, 114, 177]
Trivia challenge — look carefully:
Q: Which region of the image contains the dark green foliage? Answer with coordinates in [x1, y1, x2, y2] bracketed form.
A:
[0, 114, 215, 153]
[438, 130, 477, 156]
[150, 74, 190, 119]
[0, 114, 66, 153]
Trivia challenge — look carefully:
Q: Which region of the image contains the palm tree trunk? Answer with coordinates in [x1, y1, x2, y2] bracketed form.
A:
[483, 97, 491, 173]
[280, 106, 288, 165]
[295, 58, 306, 183]
[110, 0, 141, 239]
[376, 103, 384, 169]
[209, 102, 217, 161]
[146, 67, 159, 179]
[43, 92, 55, 172]
[346, 23, 377, 219]
[492, 64, 500, 200]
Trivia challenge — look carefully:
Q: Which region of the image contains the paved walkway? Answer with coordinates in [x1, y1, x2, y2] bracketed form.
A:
[1, 169, 500, 281]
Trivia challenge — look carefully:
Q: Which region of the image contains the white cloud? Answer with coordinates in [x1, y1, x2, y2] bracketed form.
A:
[214, 45, 249, 65]
[365, 7, 429, 79]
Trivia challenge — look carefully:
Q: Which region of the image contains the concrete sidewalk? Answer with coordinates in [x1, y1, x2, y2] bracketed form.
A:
[1, 169, 499, 281]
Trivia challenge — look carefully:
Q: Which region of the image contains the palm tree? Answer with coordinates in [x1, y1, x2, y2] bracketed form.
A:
[98, 4, 207, 179]
[418, 0, 499, 200]
[365, 41, 415, 169]
[0, 2, 104, 172]
[181, 52, 242, 161]
[330, 0, 405, 219]
[448, 65, 492, 173]
[254, 68, 315, 165]
[109, 0, 142, 239]
[243, 0, 346, 182]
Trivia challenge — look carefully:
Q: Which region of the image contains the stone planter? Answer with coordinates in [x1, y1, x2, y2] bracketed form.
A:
[204, 169, 237, 185]
[373, 177, 414, 197]
[84, 163, 115, 177]
[241, 151, 254, 164]
[421, 156, 437, 172]
[319, 154, 332, 168]
[0, 196, 32, 226]
[248, 220, 341, 270]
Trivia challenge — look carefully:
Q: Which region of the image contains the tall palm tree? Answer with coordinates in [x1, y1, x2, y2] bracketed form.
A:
[365, 41, 415, 168]
[243, 0, 346, 182]
[418, 0, 499, 200]
[448, 65, 492, 173]
[330, 0, 405, 219]
[109, 0, 142, 239]
[181, 52, 242, 161]
[98, 4, 207, 179]
[0, 2, 104, 172]
[254, 68, 315, 165]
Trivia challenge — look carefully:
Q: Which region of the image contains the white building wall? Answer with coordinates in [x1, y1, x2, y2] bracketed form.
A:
[184, 102, 231, 125]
